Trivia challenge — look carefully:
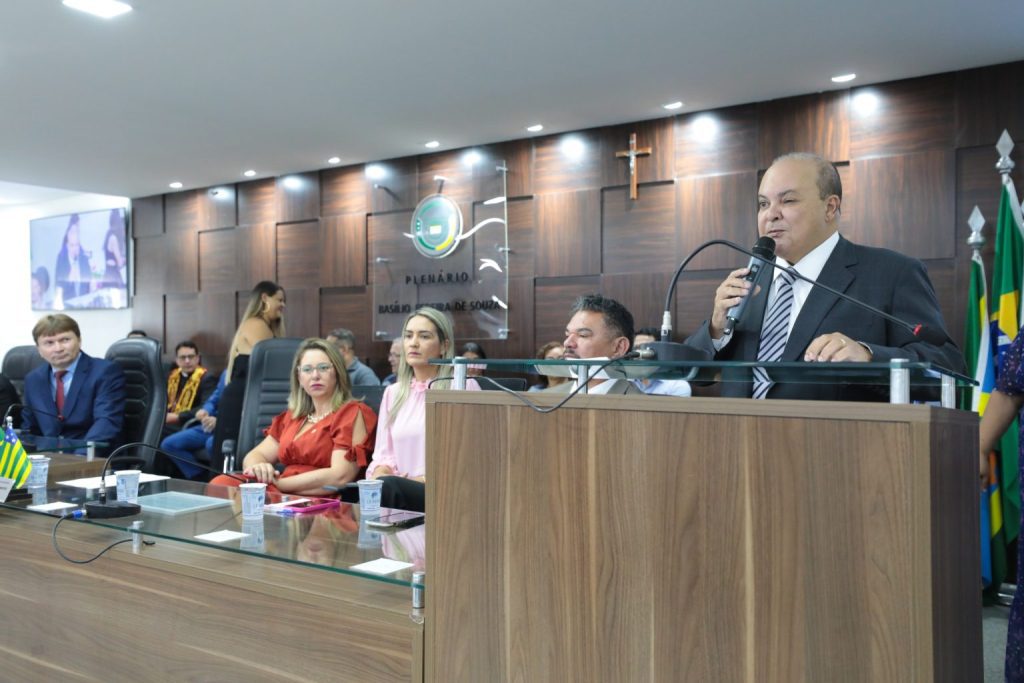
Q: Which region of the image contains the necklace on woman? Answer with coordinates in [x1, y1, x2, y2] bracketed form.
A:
[306, 409, 332, 425]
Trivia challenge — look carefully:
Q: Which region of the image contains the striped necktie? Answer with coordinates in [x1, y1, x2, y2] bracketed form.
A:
[752, 271, 795, 399]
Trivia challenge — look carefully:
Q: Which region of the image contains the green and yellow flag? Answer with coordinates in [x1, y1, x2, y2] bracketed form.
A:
[991, 179, 1024, 543]
[0, 425, 31, 488]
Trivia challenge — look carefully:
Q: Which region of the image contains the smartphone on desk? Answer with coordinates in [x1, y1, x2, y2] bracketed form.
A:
[365, 510, 425, 529]
[280, 498, 341, 514]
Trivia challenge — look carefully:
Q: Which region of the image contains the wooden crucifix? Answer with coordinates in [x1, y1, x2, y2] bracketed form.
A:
[615, 132, 652, 200]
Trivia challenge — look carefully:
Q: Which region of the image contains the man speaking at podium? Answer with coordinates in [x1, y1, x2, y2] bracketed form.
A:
[686, 152, 964, 401]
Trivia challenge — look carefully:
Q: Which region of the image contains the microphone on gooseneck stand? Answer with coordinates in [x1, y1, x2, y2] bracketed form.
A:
[722, 236, 776, 335]
[3, 402, 64, 425]
[640, 238, 951, 361]
[85, 443, 248, 519]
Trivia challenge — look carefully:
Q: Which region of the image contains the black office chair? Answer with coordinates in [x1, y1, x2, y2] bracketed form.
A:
[477, 377, 528, 391]
[105, 337, 166, 470]
[233, 338, 303, 465]
[352, 385, 387, 416]
[2, 345, 47, 397]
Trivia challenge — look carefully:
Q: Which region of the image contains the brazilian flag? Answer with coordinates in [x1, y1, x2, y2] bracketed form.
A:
[991, 180, 1024, 544]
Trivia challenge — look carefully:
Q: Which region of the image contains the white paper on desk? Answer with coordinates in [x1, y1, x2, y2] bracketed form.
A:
[194, 530, 248, 543]
[27, 501, 78, 512]
[0, 478, 14, 503]
[57, 473, 169, 489]
[350, 558, 414, 575]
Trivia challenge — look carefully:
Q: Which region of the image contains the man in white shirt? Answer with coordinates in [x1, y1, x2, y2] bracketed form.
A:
[686, 152, 964, 401]
[631, 328, 692, 397]
[553, 294, 644, 396]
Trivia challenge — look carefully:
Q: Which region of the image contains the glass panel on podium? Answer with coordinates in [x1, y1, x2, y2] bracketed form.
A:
[432, 357, 974, 406]
[371, 160, 509, 343]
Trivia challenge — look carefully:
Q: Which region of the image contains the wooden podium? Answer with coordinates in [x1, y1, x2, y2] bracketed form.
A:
[425, 392, 981, 682]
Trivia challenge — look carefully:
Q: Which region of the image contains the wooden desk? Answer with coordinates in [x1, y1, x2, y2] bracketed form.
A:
[0, 505, 423, 681]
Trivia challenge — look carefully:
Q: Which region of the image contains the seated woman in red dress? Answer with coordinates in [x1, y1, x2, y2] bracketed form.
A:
[210, 338, 376, 496]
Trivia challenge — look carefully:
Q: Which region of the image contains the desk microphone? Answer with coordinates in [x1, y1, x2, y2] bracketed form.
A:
[85, 442, 247, 519]
[3, 402, 63, 425]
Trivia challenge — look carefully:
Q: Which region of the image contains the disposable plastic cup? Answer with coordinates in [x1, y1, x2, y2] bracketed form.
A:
[239, 482, 267, 520]
[357, 479, 383, 517]
[26, 455, 50, 488]
[115, 469, 141, 503]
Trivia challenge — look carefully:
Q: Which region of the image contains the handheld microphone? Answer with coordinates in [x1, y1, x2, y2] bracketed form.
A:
[85, 442, 247, 519]
[657, 238, 951, 353]
[723, 236, 776, 335]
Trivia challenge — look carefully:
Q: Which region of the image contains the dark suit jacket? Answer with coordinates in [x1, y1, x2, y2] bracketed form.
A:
[22, 352, 126, 446]
[686, 235, 966, 401]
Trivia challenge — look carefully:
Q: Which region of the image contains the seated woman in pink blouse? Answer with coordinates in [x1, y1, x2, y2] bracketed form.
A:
[210, 338, 376, 497]
[365, 308, 479, 511]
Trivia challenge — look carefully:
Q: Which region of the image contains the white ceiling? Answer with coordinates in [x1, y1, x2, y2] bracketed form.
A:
[1, 0, 1022, 199]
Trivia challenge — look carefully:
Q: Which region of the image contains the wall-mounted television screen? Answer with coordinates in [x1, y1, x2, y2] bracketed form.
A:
[29, 208, 129, 310]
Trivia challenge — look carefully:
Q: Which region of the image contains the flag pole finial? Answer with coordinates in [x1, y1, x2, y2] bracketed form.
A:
[968, 206, 986, 253]
[997, 129, 1016, 178]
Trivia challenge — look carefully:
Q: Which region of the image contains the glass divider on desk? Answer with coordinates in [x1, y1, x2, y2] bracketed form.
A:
[434, 357, 975, 407]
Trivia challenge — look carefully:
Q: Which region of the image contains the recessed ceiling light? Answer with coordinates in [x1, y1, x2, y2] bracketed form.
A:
[62, 0, 132, 19]
[327, 156, 341, 165]
[663, 101, 684, 110]
[526, 124, 544, 133]
[243, 169, 257, 177]
[831, 73, 857, 83]
[169, 182, 183, 189]
[425, 140, 441, 149]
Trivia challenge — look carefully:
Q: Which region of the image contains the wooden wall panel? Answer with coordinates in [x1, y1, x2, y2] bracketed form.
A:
[602, 182, 678, 275]
[475, 140, 533, 199]
[237, 178, 276, 225]
[533, 276, 600, 348]
[198, 229, 237, 293]
[276, 172, 321, 223]
[758, 90, 849, 167]
[276, 220, 321, 289]
[321, 214, 367, 288]
[675, 105, 758, 178]
[673, 271, 724, 340]
[600, 271, 673, 332]
[166, 230, 199, 292]
[134, 235, 168, 295]
[131, 195, 163, 238]
[321, 165, 367, 217]
[164, 190, 201, 233]
[320, 286, 373, 351]
[164, 293, 199, 363]
[366, 157, 418, 214]
[131, 293, 165, 348]
[502, 276, 536, 360]
[196, 290, 237, 369]
[677, 172, 758, 270]
[955, 145, 1024, 265]
[366, 211, 414, 286]
[850, 74, 955, 159]
[848, 151, 955, 259]
[533, 130, 602, 194]
[955, 61, 1024, 148]
[601, 118, 675, 188]
[506, 198, 536, 280]
[924, 259, 959, 351]
[535, 189, 600, 278]
[418, 150, 474, 204]
[200, 185, 237, 230]
[283, 287, 320, 339]
[236, 223, 276, 289]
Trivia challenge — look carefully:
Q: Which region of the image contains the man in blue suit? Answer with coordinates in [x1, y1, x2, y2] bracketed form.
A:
[22, 314, 126, 449]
